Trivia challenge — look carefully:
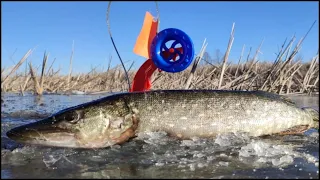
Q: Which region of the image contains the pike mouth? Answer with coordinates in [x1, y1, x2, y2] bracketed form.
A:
[6, 125, 80, 148]
[7, 127, 118, 148]
[6, 121, 119, 148]
[6, 113, 139, 148]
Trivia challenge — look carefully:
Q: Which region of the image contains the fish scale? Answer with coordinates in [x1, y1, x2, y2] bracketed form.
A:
[6, 90, 319, 148]
[123, 90, 317, 138]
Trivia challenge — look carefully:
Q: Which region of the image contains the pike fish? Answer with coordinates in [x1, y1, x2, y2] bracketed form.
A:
[6, 90, 319, 148]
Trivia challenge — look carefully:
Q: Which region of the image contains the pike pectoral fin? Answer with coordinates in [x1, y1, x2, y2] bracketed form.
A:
[276, 125, 309, 136]
[112, 114, 139, 144]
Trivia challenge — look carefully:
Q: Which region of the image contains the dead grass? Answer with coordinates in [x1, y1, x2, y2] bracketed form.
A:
[1, 22, 318, 96]
[1, 53, 318, 95]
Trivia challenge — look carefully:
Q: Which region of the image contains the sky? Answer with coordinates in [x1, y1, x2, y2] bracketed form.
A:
[1, 1, 319, 74]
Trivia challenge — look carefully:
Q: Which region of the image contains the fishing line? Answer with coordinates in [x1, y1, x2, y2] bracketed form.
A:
[155, 1, 160, 33]
[106, 1, 130, 92]
[106, 1, 160, 92]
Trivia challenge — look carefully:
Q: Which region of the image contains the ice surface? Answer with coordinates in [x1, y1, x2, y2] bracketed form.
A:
[136, 131, 171, 145]
[214, 132, 251, 147]
[271, 155, 294, 166]
[238, 139, 319, 168]
[1, 93, 319, 179]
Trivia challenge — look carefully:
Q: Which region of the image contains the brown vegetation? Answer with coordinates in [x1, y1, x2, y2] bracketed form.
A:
[1, 52, 318, 96]
[1, 23, 318, 96]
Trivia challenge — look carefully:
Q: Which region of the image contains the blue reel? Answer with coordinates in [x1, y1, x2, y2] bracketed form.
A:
[150, 28, 195, 73]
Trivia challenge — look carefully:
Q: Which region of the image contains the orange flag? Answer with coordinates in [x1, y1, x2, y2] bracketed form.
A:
[133, 12, 159, 59]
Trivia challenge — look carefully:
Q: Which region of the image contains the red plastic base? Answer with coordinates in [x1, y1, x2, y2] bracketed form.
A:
[130, 59, 158, 92]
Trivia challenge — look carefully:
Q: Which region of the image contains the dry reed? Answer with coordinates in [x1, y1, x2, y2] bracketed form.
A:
[1, 54, 318, 95]
[1, 22, 318, 96]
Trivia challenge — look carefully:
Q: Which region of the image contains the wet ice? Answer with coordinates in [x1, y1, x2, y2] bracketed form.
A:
[1, 93, 319, 179]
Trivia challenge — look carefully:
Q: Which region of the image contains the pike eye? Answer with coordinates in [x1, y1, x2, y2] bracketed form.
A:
[68, 114, 80, 124]
[65, 111, 83, 124]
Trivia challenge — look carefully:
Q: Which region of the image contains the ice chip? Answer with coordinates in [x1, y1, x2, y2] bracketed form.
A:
[155, 162, 164, 166]
[215, 132, 250, 147]
[279, 155, 294, 165]
[197, 162, 207, 168]
[218, 161, 229, 166]
[43, 154, 61, 168]
[206, 156, 215, 161]
[181, 140, 196, 147]
[193, 153, 205, 158]
[189, 163, 196, 171]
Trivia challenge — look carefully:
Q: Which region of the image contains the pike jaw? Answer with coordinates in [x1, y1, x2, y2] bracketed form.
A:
[6, 108, 135, 148]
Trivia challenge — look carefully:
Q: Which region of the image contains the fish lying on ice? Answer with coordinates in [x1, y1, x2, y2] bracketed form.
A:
[6, 90, 319, 148]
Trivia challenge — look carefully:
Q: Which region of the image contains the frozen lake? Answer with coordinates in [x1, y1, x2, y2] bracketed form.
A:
[1, 92, 319, 179]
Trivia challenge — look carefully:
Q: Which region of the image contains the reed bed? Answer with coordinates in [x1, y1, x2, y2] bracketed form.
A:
[1, 53, 318, 96]
[1, 23, 318, 96]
